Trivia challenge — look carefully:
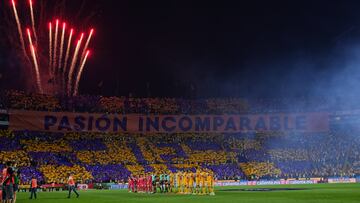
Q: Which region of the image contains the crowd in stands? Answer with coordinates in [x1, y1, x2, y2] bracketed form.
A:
[240, 162, 281, 178]
[0, 127, 359, 184]
[39, 165, 92, 184]
[1, 90, 360, 185]
[5, 90, 61, 111]
[2, 90, 347, 114]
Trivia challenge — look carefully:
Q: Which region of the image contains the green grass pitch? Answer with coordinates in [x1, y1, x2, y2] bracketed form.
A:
[16, 183, 360, 203]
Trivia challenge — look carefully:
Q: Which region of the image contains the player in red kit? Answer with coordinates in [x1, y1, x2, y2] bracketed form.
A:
[147, 174, 152, 193]
[134, 176, 138, 193]
[128, 177, 134, 193]
[136, 176, 141, 193]
[138, 175, 144, 193]
[142, 175, 146, 192]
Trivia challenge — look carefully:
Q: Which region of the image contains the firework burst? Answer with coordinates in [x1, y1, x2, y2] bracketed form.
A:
[8, 0, 95, 96]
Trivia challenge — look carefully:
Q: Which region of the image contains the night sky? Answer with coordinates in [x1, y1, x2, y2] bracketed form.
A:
[2, 0, 360, 98]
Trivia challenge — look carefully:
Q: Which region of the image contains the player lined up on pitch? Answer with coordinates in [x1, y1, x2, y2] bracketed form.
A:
[128, 169, 215, 195]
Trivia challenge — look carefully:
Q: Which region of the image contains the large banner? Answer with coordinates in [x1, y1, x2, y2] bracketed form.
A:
[9, 110, 329, 133]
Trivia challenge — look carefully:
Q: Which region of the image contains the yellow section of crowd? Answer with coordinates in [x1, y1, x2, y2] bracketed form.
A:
[240, 162, 281, 177]
[146, 98, 179, 114]
[5, 90, 251, 114]
[172, 163, 199, 169]
[39, 165, 93, 183]
[150, 164, 170, 174]
[97, 97, 180, 114]
[0, 151, 30, 167]
[105, 140, 138, 164]
[6, 90, 61, 111]
[0, 130, 14, 137]
[99, 96, 125, 113]
[21, 140, 72, 152]
[77, 151, 112, 165]
[181, 144, 229, 164]
[76, 140, 137, 165]
[126, 165, 145, 175]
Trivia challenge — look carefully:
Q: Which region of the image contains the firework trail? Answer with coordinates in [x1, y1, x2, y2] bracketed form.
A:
[64, 29, 74, 73]
[11, 0, 28, 59]
[27, 30, 43, 93]
[30, 45, 43, 94]
[80, 29, 94, 62]
[63, 28, 74, 88]
[53, 19, 59, 75]
[67, 33, 84, 96]
[58, 22, 66, 72]
[74, 50, 90, 96]
[49, 22, 53, 75]
[29, 0, 38, 43]
[26, 28, 33, 46]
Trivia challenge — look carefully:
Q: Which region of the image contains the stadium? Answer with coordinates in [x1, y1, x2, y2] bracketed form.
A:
[1, 0, 360, 203]
[0, 92, 359, 202]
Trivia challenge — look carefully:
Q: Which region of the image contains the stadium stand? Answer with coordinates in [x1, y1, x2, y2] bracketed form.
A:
[0, 90, 360, 184]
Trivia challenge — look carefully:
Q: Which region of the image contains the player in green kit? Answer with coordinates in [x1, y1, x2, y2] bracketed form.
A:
[165, 173, 170, 193]
[151, 174, 156, 193]
[159, 173, 165, 193]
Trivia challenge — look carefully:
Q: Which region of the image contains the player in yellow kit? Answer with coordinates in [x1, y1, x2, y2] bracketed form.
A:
[180, 171, 186, 194]
[206, 170, 215, 195]
[183, 171, 189, 194]
[169, 172, 174, 192]
[188, 171, 194, 194]
[200, 170, 207, 195]
[195, 169, 201, 194]
[187, 171, 193, 194]
[173, 172, 176, 193]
